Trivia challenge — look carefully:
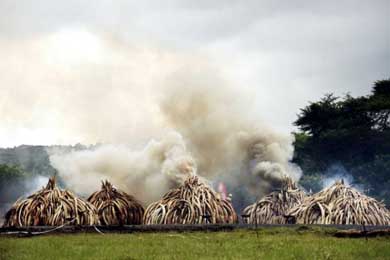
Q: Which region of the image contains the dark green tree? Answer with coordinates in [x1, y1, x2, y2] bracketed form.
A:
[293, 79, 390, 204]
[369, 79, 390, 131]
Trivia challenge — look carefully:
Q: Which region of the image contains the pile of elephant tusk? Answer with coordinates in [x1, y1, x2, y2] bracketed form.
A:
[3, 177, 98, 227]
[287, 180, 390, 225]
[143, 176, 238, 224]
[242, 177, 306, 224]
[3, 175, 390, 228]
[88, 180, 144, 225]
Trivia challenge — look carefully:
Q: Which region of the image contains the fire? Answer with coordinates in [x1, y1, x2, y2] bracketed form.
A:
[218, 181, 227, 200]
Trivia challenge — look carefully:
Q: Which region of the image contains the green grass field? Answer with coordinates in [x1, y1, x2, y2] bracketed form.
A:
[0, 227, 389, 260]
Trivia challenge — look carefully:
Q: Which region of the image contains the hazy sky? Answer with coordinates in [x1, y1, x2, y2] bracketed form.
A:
[0, 1, 389, 147]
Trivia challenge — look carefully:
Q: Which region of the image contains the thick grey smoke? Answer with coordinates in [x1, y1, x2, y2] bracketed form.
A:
[0, 27, 301, 206]
[50, 132, 196, 204]
[49, 62, 301, 207]
[159, 70, 301, 191]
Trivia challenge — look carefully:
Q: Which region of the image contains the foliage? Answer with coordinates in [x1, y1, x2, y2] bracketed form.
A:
[0, 164, 25, 189]
[294, 79, 390, 204]
[0, 145, 89, 211]
[0, 146, 57, 177]
[350, 155, 390, 200]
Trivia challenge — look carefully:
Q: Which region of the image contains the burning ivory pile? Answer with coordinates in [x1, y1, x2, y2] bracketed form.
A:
[287, 180, 390, 225]
[143, 176, 238, 224]
[3, 175, 390, 227]
[242, 177, 306, 224]
[88, 180, 144, 225]
[3, 177, 98, 227]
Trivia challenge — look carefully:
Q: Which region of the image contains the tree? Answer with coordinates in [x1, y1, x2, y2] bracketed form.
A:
[294, 94, 340, 138]
[369, 79, 390, 131]
[293, 79, 390, 205]
[0, 164, 25, 187]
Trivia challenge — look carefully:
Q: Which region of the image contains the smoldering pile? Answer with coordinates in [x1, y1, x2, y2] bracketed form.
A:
[287, 180, 390, 225]
[3, 177, 98, 227]
[242, 177, 306, 224]
[143, 176, 238, 224]
[88, 180, 144, 225]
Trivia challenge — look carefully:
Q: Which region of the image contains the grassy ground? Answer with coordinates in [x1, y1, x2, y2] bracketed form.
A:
[0, 227, 389, 260]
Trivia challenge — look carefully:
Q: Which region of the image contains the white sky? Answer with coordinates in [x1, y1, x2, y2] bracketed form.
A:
[0, 1, 389, 147]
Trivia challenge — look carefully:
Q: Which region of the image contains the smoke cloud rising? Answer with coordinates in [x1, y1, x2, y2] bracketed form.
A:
[0, 29, 301, 207]
[46, 49, 301, 207]
[50, 133, 196, 204]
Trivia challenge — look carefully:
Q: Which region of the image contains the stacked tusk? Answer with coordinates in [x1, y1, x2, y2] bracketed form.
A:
[243, 176, 306, 224]
[3, 177, 98, 227]
[287, 180, 390, 225]
[88, 180, 144, 225]
[143, 176, 238, 224]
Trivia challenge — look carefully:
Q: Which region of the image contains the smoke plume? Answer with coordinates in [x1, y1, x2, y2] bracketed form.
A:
[0, 31, 301, 206]
[50, 132, 196, 204]
[49, 60, 301, 207]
